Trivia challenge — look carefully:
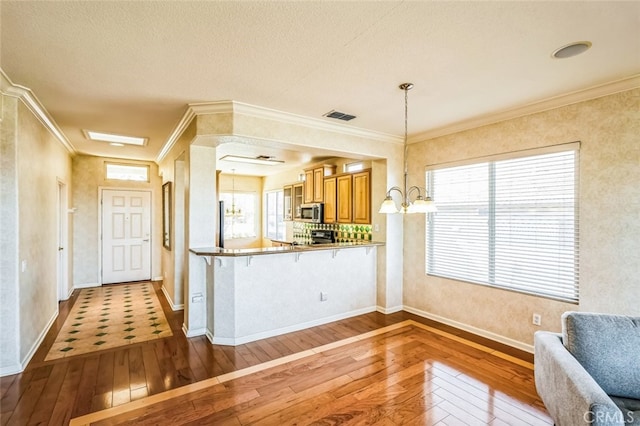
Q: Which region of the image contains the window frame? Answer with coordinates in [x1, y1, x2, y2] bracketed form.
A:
[104, 162, 150, 182]
[265, 189, 285, 241]
[220, 191, 257, 240]
[425, 142, 580, 303]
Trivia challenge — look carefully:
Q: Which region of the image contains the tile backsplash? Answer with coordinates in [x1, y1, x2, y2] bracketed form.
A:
[293, 222, 372, 244]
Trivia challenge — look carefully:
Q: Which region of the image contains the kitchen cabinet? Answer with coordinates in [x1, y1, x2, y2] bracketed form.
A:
[304, 165, 336, 203]
[323, 177, 337, 223]
[352, 170, 371, 224]
[323, 169, 371, 224]
[337, 174, 353, 223]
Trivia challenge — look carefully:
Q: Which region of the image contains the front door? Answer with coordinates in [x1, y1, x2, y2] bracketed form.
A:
[101, 189, 151, 284]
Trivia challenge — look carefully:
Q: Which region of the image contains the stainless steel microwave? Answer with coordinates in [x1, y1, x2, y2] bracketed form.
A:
[299, 203, 323, 223]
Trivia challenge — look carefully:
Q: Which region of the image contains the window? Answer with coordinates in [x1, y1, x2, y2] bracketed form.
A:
[345, 162, 364, 173]
[426, 144, 579, 303]
[220, 192, 256, 239]
[265, 190, 285, 241]
[105, 163, 149, 181]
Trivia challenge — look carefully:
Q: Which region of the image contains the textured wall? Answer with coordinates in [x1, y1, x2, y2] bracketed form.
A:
[72, 155, 162, 286]
[403, 89, 640, 348]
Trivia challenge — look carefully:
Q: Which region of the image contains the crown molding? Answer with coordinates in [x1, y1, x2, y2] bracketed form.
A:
[157, 100, 402, 163]
[411, 74, 640, 143]
[155, 105, 196, 163]
[0, 69, 76, 155]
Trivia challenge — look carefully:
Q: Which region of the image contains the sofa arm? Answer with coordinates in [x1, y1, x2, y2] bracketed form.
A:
[534, 331, 623, 426]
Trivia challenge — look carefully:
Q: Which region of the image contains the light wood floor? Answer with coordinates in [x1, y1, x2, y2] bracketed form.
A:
[0, 282, 550, 425]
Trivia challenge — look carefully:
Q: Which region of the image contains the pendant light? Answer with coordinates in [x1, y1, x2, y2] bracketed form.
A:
[379, 83, 437, 214]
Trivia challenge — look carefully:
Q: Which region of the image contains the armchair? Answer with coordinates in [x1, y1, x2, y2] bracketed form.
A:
[534, 312, 640, 425]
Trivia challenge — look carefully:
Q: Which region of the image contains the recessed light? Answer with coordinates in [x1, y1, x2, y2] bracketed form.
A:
[220, 155, 284, 165]
[552, 41, 592, 59]
[83, 130, 147, 146]
[110, 143, 125, 147]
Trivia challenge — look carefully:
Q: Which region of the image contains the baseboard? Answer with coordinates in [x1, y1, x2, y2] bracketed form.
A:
[376, 305, 403, 314]
[403, 305, 534, 354]
[74, 282, 99, 290]
[10, 306, 59, 376]
[211, 306, 378, 346]
[161, 286, 184, 311]
[182, 324, 206, 338]
[152, 276, 163, 282]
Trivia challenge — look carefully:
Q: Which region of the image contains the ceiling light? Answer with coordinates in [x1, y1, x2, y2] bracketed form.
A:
[379, 83, 437, 215]
[552, 41, 592, 59]
[84, 130, 147, 146]
[219, 155, 284, 165]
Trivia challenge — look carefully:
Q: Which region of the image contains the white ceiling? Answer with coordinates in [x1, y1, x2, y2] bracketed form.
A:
[2, 1, 639, 174]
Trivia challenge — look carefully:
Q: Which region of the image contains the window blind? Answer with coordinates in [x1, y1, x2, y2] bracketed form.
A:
[426, 147, 579, 303]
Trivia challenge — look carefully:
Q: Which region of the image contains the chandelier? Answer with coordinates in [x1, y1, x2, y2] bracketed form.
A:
[225, 169, 242, 217]
[379, 83, 437, 214]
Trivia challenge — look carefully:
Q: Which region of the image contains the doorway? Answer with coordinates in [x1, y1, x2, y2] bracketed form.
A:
[101, 189, 152, 284]
[57, 180, 69, 300]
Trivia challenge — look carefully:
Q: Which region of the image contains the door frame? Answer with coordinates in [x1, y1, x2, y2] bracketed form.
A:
[98, 187, 153, 285]
[57, 179, 69, 300]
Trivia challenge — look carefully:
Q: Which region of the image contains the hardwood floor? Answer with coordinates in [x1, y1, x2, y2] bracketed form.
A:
[0, 282, 549, 425]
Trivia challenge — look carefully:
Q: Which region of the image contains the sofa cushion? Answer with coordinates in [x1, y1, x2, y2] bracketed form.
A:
[563, 312, 640, 400]
[611, 396, 640, 425]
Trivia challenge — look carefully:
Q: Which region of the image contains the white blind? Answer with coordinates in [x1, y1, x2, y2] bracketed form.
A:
[426, 148, 579, 303]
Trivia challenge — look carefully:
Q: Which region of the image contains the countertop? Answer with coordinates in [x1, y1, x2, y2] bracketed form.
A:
[189, 241, 384, 257]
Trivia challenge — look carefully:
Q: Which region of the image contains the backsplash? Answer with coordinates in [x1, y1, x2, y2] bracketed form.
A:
[293, 222, 372, 244]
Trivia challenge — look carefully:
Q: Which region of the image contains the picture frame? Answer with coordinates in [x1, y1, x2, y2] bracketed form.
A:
[162, 181, 171, 250]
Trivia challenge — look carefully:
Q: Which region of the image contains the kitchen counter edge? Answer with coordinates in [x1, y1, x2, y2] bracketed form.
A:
[189, 241, 384, 257]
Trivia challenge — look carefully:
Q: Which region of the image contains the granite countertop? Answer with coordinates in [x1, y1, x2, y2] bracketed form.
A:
[190, 241, 384, 257]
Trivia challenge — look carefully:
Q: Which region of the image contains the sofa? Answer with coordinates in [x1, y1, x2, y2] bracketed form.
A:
[534, 312, 640, 425]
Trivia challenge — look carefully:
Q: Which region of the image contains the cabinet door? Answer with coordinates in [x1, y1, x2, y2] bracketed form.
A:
[353, 170, 371, 224]
[337, 174, 353, 223]
[313, 168, 324, 202]
[303, 169, 314, 203]
[323, 177, 337, 223]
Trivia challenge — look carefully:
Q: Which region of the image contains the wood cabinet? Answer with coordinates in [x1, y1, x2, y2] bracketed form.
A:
[336, 174, 353, 223]
[352, 170, 371, 224]
[323, 177, 337, 223]
[304, 165, 336, 203]
[323, 169, 371, 224]
[303, 169, 314, 203]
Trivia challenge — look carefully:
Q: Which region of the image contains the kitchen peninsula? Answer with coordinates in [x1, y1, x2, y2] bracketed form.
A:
[190, 241, 383, 346]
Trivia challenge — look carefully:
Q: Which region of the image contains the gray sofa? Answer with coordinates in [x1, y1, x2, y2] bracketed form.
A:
[534, 312, 640, 425]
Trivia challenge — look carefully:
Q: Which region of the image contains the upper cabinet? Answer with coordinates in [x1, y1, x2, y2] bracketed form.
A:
[324, 168, 371, 224]
[352, 170, 371, 224]
[304, 165, 336, 203]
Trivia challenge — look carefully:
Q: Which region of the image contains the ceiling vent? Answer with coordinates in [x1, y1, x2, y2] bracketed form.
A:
[323, 110, 356, 121]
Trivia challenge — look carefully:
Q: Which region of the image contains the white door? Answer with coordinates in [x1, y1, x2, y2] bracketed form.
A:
[102, 189, 151, 284]
[57, 181, 68, 300]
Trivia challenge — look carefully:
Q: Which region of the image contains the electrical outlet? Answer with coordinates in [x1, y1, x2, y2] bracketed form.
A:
[320, 292, 328, 302]
[532, 313, 542, 326]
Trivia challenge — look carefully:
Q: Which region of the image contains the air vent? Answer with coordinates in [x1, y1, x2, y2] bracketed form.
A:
[323, 110, 356, 121]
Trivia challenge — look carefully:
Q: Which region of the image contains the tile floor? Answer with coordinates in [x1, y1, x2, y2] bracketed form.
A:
[45, 282, 172, 361]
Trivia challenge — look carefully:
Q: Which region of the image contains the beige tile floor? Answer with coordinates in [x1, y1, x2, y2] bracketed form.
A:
[45, 282, 172, 361]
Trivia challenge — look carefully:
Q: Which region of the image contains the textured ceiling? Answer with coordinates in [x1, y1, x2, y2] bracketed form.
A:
[2, 1, 639, 169]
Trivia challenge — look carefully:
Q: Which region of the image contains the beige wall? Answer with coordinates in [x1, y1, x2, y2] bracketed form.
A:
[1, 86, 73, 374]
[72, 155, 162, 286]
[403, 88, 640, 349]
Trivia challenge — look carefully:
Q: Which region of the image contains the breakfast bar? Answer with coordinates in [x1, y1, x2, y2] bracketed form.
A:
[190, 242, 382, 345]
